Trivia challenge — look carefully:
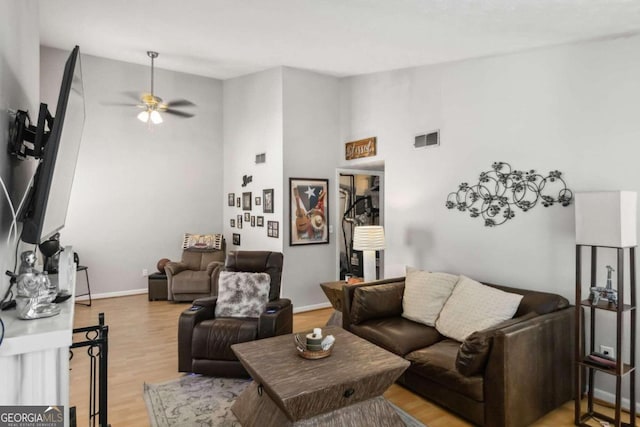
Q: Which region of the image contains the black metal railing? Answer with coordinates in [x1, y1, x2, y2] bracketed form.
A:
[70, 312, 109, 427]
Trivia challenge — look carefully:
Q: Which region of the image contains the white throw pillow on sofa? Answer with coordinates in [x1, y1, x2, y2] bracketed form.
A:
[215, 271, 270, 318]
[436, 275, 523, 342]
[402, 267, 459, 327]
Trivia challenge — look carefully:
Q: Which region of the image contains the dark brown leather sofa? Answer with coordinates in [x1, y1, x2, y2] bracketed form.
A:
[342, 277, 574, 427]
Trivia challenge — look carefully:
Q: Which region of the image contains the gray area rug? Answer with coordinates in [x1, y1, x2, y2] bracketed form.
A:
[144, 375, 425, 426]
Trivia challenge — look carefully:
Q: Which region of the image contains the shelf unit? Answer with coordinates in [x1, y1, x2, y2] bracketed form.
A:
[575, 245, 637, 427]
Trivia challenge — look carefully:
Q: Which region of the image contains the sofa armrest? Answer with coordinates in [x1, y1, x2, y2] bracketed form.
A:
[456, 312, 538, 377]
[177, 301, 215, 372]
[207, 262, 223, 297]
[165, 261, 188, 276]
[165, 261, 187, 301]
[484, 307, 574, 427]
[266, 299, 291, 311]
[193, 296, 218, 308]
[258, 298, 293, 339]
[342, 277, 406, 330]
[206, 261, 223, 276]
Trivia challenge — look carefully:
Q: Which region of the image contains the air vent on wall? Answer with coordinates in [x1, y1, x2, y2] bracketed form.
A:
[255, 153, 266, 164]
[414, 130, 439, 149]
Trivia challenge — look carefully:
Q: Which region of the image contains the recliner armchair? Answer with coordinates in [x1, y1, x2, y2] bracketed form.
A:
[178, 251, 293, 377]
[165, 240, 226, 302]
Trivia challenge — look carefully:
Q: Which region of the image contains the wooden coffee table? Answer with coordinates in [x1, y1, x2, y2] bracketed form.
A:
[231, 326, 410, 426]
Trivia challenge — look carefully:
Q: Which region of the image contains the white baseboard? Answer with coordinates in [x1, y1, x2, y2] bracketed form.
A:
[75, 288, 147, 301]
[75, 291, 333, 312]
[293, 302, 332, 314]
[593, 387, 640, 414]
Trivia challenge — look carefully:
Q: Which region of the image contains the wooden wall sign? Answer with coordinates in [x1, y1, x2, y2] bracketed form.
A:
[345, 137, 376, 160]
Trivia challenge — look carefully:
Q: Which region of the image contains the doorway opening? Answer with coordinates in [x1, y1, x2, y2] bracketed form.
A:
[337, 168, 384, 281]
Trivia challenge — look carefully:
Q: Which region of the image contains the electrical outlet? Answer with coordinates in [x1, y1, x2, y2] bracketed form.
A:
[600, 345, 615, 358]
[142, 268, 148, 277]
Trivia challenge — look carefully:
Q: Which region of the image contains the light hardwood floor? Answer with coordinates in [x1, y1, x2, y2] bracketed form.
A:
[70, 294, 624, 426]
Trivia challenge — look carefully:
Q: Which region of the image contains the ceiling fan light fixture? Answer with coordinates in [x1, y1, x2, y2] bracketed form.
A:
[127, 50, 194, 125]
[150, 110, 163, 124]
[137, 110, 150, 123]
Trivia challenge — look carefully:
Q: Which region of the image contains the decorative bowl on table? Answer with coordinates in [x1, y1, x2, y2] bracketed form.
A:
[294, 332, 335, 360]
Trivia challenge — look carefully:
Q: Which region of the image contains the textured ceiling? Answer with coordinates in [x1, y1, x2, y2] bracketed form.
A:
[39, 0, 640, 80]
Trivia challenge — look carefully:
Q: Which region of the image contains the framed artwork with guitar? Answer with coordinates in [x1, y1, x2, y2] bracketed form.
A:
[289, 177, 329, 246]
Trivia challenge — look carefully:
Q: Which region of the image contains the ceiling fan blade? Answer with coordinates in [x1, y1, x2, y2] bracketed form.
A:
[122, 91, 143, 101]
[100, 101, 141, 107]
[164, 108, 195, 118]
[165, 99, 195, 108]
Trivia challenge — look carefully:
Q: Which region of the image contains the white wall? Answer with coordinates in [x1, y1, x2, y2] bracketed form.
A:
[0, 0, 40, 298]
[223, 68, 284, 253]
[222, 67, 340, 308]
[282, 67, 340, 309]
[40, 47, 224, 296]
[340, 34, 640, 407]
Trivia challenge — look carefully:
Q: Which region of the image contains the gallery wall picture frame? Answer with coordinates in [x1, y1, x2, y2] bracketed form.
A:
[244, 212, 250, 222]
[237, 214, 243, 229]
[230, 219, 235, 227]
[267, 220, 279, 238]
[289, 177, 329, 246]
[251, 216, 256, 227]
[242, 192, 252, 211]
[255, 196, 261, 206]
[257, 216, 264, 227]
[233, 233, 241, 245]
[236, 197, 241, 208]
[228, 193, 235, 207]
[263, 189, 274, 213]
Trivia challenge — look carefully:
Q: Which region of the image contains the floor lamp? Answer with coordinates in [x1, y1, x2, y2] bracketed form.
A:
[573, 190, 637, 427]
[353, 226, 385, 283]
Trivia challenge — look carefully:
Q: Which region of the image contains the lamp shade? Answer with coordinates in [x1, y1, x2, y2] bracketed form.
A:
[575, 191, 637, 247]
[353, 226, 385, 251]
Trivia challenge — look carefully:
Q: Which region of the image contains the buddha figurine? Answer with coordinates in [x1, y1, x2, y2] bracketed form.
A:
[15, 250, 61, 320]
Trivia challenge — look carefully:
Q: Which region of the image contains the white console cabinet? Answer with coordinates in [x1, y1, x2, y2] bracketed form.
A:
[0, 252, 76, 427]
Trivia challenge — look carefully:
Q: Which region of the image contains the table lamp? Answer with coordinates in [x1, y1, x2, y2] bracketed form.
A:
[575, 191, 637, 247]
[353, 225, 385, 282]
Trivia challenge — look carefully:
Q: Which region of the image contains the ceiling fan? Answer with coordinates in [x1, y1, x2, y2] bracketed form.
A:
[127, 51, 196, 124]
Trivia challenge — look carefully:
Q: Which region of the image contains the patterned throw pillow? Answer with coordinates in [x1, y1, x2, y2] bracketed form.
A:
[183, 233, 223, 250]
[436, 275, 523, 342]
[402, 267, 459, 327]
[214, 271, 271, 318]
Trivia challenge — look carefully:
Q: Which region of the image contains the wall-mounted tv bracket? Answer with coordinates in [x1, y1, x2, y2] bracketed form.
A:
[8, 103, 52, 160]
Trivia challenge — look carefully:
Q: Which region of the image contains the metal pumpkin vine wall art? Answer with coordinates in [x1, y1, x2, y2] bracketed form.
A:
[445, 162, 573, 227]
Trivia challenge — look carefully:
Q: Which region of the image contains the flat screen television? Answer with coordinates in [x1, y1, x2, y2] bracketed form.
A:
[19, 46, 85, 244]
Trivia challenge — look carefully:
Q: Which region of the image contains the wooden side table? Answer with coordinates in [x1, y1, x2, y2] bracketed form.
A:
[320, 281, 345, 326]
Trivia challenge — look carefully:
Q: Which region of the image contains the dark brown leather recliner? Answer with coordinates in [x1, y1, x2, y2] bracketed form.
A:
[178, 251, 292, 377]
